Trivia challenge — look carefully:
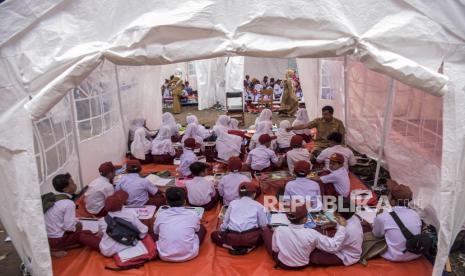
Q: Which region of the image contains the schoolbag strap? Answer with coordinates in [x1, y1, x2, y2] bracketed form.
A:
[104, 262, 146, 271]
[389, 211, 414, 240]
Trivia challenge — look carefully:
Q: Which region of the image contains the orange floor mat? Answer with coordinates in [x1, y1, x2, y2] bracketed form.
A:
[56, 165, 432, 276]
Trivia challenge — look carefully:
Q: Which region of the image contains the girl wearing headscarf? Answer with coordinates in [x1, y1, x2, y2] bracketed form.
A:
[128, 118, 146, 150]
[151, 126, 176, 164]
[229, 118, 239, 130]
[213, 115, 231, 134]
[215, 127, 243, 161]
[249, 121, 275, 150]
[227, 118, 247, 139]
[292, 108, 312, 142]
[162, 112, 180, 140]
[131, 128, 153, 163]
[254, 108, 273, 127]
[182, 123, 205, 151]
[186, 114, 211, 139]
[276, 120, 296, 152]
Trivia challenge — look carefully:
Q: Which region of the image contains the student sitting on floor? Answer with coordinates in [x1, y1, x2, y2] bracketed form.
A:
[262, 205, 319, 270]
[310, 153, 350, 198]
[246, 134, 281, 173]
[45, 173, 101, 257]
[213, 115, 231, 134]
[99, 190, 148, 257]
[131, 127, 153, 164]
[151, 126, 176, 164]
[115, 160, 166, 207]
[211, 182, 267, 255]
[317, 132, 356, 170]
[218, 157, 252, 205]
[292, 108, 312, 143]
[276, 120, 295, 152]
[373, 180, 422, 262]
[178, 138, 198, 177]
[162, 112, 180, 141]
[84, 162, 115, 216]
[185, 162, 219, 211]
[286, 135, 311, 175]
[229, 118, 240, 130]
[310, 198, 363, 266]
[182, 123, 205, 152]
[284, 160, 321, 210]
[216, 127, 243, 161]
[249, 121, 274, 150]
[254, 108, 273, 127]
[153, 187, 207, 262]
[186, 114, 211, 140]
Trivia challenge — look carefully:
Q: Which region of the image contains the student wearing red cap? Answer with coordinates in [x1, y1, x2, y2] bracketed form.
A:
[373, 180, 422, 262]
[246, 134, 281, 173]
[310, 153, 350, 197]
[185, 162, 219, 211]
[218, 157, 253, 205]
[99, 190, 149, 257]
[316, 132, 356, 170]
[286, 135, 311, 175]
[284, 160, 321, 210]
[211, 182, 267, 255]
[84, 162, 116, 216]
[177, 138, 198, 177]
[115, 160, 166, 207]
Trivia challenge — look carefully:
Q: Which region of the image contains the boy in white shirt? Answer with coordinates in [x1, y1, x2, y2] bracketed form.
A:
[153, 187, 206, 262]
[246, 134, 281, 173]
[177, 138, 198, 177]
[45, 173, 101, 257]
[211, 182, 268, 255]
[317, 132, 356, 170]
[185, 162, 218, 210]
[286, 135, 311, 175]
[310, 153, 350, 197]
[84, 162, 115, 216]
[99, 190, 148, 257]
[218, 157, 253, 205]
[284, 160, 321, 210]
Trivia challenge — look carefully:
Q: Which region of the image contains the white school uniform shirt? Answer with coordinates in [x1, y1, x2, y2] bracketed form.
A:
[218, 172, 251, 205]
[315, 216, 363, 266]
[254, 83, 263, 92]
[177, 149, 198, 176]
[99, 209, 148, 257]
[373, 206, 422, 262]
[273, 83, 283, 98]
[44, 193, 77, 238]
[220, 196, 267, 232]
[286, 148, 311, 175]
[292, 108, 312, 136]
[216, 129, 242, 161]
[185, 177, 216, 206]
[272, 225, 319, 267]
[115, 173, 158, 206]
[284, 178, 321, 210]
[154, 207, 201, 262]
[246, 145, 279, 171]
[84, 176, 114, 214]
[317, 145, 356, 170]
[320, 167, 350, 197]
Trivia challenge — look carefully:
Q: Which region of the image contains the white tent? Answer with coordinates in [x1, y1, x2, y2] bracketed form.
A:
[0, 1, 464, 275]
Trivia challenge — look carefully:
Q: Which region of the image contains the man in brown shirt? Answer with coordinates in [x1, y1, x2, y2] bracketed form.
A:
[287, 106, 345, 155]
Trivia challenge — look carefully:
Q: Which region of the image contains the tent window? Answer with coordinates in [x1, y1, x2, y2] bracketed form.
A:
[320, 60, 333, 100]
[73, 80, 118, 142]
[188, 62, 196, 75]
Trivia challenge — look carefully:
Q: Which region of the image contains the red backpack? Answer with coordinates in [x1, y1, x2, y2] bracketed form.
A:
[105, 235, 157, 271]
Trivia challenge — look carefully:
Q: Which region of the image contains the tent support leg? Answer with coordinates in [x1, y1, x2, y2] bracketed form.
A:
[114, 64, 128, 149]
[69, 93, 85, 190]
[373, 78, 396, 188]
[344, 56, 349, 128]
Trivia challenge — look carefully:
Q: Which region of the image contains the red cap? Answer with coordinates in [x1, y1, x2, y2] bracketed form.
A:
[387, 179, 413, 201]
[289, 205, 308, 221]
[99, 162, 115, 175]
[294, 160, 311, 176]
[258, 134, 272, 144]
[126, 159, 141, 170]
[228, 157, 242, 172]
[290, 135, 303, 147]
[104, 190, 129, 212]
[329, 153, 345, 164]
[184, 138, 196, 149]
[239, 182, 257, 193]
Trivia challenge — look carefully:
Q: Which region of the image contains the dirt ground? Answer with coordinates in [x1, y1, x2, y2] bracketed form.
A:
[0, 222, 22, 276]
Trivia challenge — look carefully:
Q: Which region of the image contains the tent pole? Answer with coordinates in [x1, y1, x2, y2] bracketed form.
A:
[69, 93, 85, 190]
[373, 78, 396, 188]
[344, 56, 348, 128]
[114, 64, 128, 149]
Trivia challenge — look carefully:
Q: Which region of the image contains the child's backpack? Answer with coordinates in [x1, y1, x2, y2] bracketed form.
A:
[390, 211, 433, 255]
[104, 215, 141, 246]
[105, 235, 158, 271]
[41, 193, 70, 213]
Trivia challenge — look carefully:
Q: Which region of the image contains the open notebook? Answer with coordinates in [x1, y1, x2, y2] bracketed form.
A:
[145, 174, 174, 187]
[117, 240, 148, 262]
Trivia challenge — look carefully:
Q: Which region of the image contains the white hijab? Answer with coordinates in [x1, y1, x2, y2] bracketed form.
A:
[292, 108, 311, 135]
[162, 112, 179, 137]
[216, 127, 242, 161]
[129, 118, 145, 140]
[276, 120, 295, 148]
[186, 114, 210, 139]
[213, 115, 230, 133]
[186, 115, 198, 125]
[182, 123, 204, 147]
[254, 108, 272, 126]
[251, 121, 272, 143]
[131, 127, 151, 159]
[151, 126, 174, 155]
[229, 118, 239, 130]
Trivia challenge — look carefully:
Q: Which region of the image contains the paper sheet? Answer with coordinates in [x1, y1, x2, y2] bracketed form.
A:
[122, 206, 157, 220]
[117, 240, 148, 262]
[79, 219, 100, 233]
[269, 213, 290, 226]
[146, 174, 172, 186]
[356, 208, 377, 224]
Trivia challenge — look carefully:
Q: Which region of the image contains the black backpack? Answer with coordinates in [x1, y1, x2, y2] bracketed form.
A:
[104, 215, 141, 246]
[389, 211, 432, 255]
